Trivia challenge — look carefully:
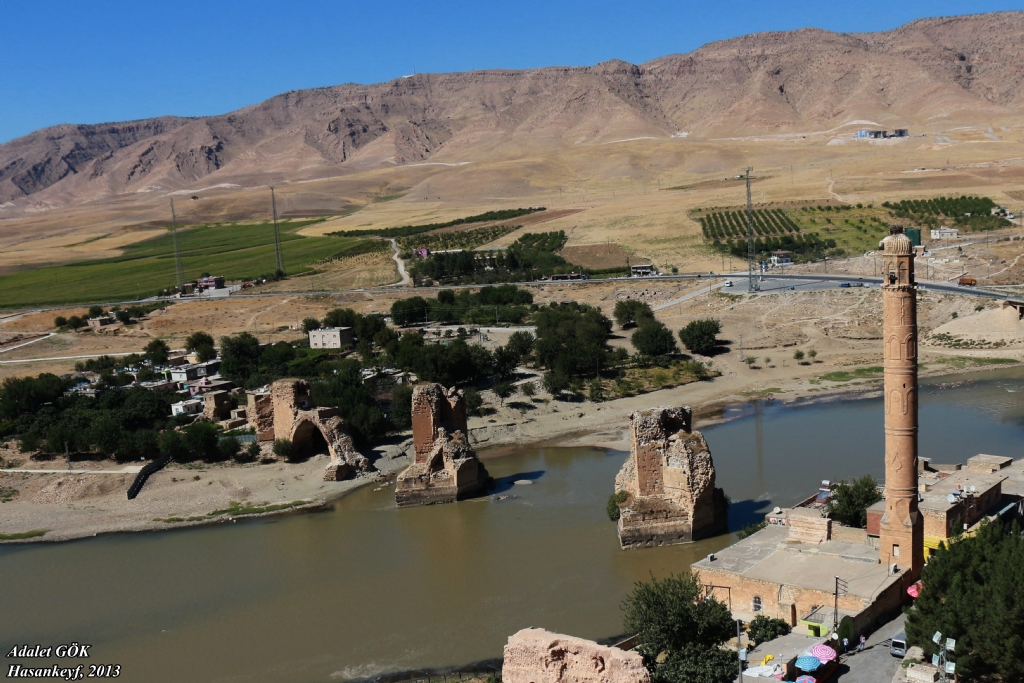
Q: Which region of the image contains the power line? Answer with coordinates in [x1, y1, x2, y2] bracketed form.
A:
[169, 199, 184, 293]
[745, 168, 759, 293]
[270, 186, 285, 275]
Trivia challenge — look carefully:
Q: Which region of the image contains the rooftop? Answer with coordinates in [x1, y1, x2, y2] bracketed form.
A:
[918, 469, 1006, 513]
[694, 524, 900, 601]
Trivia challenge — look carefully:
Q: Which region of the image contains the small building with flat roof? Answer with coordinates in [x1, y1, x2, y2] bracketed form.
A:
[309, 327, 353, 349]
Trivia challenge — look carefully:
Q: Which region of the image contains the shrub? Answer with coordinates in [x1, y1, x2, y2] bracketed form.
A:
[492, 381, 515, 407]
[272, 438, 295, 462]
[54, 316, 67, 328]
[632, 320, 678, 357]
[234, 440, 260, 463]
[614, 300, 654, 328]
[463, 387, 483, 416]
[520, 381, 536, 398]
[607, 490, 629, 521]
[736, 521, 767, 539]
[158, 431, 189, 462]
[748, 615, 792, 646]
[589, 378, 604, 402]
[218, 436, 241, 461]
[793, 349, 805, 361]
[88, 305, 104, 318]
[390, 385, 413, 430]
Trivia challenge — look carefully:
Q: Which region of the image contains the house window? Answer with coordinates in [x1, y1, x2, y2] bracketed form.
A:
[892, 544, 900, 557]
[752, 596, 762, 612]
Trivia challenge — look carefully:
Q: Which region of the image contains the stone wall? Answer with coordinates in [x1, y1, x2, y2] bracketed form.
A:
[787, 510, 832, 544]
[396, 383, 489, 506]
[502, 629, 650, 683]
[614, 406, 728, 549]
[202, 390, 232, 421]
[246, 379, 370, 481]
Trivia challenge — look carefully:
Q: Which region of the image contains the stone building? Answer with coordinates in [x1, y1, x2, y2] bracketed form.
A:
[395, 383, 489, 506]
[246, 379, 370, 481]
[614, 406, 728, 549]
[502, 629, 650, 683]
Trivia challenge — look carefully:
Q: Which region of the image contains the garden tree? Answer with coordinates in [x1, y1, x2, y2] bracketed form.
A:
[218, 435, 241, 461]
[748, 615, 791, 646]
[520, 381, 536, 399]
[622, 572, 736, 683]
[506, 330, 536, 362]
[387, 333, 494, 387]
[493, 345, 520, 379]
[114, 310, 132, 325]
[534, 302, 613, 381]
[632, 320, 678, 357]
[0, 374, 68, 420]
[808, 349, 818, 361]
[390, 296, 429, 326]
[906, 522, 1024, 681]
[589, 378, 604, 402]
[88, 305, 104, 318]
[185, 331, 215, 352]
[793, 350, 805, 362]
[678, 319, 722, 356]
[373, 327, 399, 353]
[463, 387, 483, 416]
[492, 381, 515, 407]
[302, 317, 321, 334]
[54, 316, 67, 328]
[321, 307, 387, 341]
[219, 332, 263, 383]
[272, 438, 296, 462]
[67, 316, 86, 329]
[144, 339, 170, 365]
[390, 384, 413, 430]
[614, 300, 655, 328]
[827, 475, 882, 528]
[183, 421, 221, 462]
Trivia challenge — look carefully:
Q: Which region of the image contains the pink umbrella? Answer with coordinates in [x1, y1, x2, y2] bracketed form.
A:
[811, 644, 837, 661]
[796, 676, 816, 683]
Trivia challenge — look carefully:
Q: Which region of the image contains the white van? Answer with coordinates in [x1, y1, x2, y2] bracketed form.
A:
[890, 632, 907, 658]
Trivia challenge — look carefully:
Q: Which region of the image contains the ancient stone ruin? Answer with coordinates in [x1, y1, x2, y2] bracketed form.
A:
[246, 378, 371, 481]
[614, 406, 728, 549]
[395, 383, 489, 506]
[503, 628, 650, 683]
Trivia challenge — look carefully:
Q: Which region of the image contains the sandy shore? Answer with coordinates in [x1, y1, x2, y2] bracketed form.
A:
[2, 350, 1018, 545]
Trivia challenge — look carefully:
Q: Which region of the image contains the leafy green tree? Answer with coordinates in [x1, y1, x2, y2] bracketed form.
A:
[678, 319, 722, 356]
[748, 615, 791, 646]
[0, 374, 68, 420]
[54, 316, 68, 328]
[114, 310, 132, 325]
[492, 381, 515, 407]
[632, 320, 678, 357]
[301, 317, 321, 334]
[88, 305, 104, 318]
[67, 316, 85, 329]
[808, 349, 818, 361]
[390, 385, 413, 430]
[218, 435, 241, 461]
[520, 381, 536, 399]
[614, 300, 655, 328]
[144, 339, 170, 365]
[184, 422, 221, 462]
[622, 572, 736, 683]
[906, 522, 1024, 681]
[158, 430, 189, 462]
[507, 330, 536, 361]
[793, 350, 805, 362]
[589, 377, 605, 402]
[494, 345, 520, 379]
[827, 475, 882, 528]
[272, 438, 295, 462]
[543, 370, 570, 397]
[185, 332, 215, 353]
[534, 302, 612, 379]
[240, 440, 261, 463]
[463, 387, 483, 416]
[219, 332, 262, 382]
[194, 344, 217, 362]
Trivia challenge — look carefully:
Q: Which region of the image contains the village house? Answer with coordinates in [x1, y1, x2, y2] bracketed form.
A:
[308, 326, 354, 349]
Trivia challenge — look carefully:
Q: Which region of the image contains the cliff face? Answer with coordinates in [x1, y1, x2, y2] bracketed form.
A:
[3, 11, 1023, 206]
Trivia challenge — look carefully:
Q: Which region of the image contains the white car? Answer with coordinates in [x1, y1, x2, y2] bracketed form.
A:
[724, 280, 733, 287]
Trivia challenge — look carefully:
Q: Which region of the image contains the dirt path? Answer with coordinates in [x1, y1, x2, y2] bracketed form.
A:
[389, 239, 411, 287]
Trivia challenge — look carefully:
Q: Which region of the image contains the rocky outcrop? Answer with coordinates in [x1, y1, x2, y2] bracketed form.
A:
[395, 384, 489, 506]
[614, 406, 728, 549]
[502, 628, 650, 683]
[246, 379, 370, 481]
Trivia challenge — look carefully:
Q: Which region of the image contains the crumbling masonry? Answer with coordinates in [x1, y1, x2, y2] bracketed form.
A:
[614, 406, 728, 549]
[246, 379, 370, 481]
[395, 383, 489, 506]
[503, 629, 650, 683]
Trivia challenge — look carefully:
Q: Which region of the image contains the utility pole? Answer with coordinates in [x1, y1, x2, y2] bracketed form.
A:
[270, 187, 285, 275]
[170, 199, 184, 293]
[745, 168, 759, 293]
[737, 620, 745, 682]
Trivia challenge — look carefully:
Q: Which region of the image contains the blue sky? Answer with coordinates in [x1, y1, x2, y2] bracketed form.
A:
[1, 0, 1020, 143]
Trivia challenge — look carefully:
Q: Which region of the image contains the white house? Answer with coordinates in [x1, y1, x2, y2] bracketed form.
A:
[931, 227, 959, 239]
[171, 398, 203, 416]
[309, 327, 354, 349]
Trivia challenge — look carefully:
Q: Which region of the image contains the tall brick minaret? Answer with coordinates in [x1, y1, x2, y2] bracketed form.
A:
[878, 225, 924, 580]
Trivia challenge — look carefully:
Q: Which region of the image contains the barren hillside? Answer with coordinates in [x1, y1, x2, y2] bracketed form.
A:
[2, 11, 1023, 210]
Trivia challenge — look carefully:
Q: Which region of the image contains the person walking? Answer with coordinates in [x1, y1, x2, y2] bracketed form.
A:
[858, 635, 866, 653]
[842, 637, 849, 655]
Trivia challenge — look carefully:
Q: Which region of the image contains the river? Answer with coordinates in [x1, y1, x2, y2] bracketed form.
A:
[3, 368, 1023, 683]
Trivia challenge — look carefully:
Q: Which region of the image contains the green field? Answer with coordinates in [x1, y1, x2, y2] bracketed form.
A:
[0, 221, 378, 307]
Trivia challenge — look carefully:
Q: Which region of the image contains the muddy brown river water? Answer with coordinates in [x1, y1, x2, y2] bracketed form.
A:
[3, 368, 1023, 683]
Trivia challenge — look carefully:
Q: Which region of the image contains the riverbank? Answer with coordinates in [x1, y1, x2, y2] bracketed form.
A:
[2, 354, 1021, 544]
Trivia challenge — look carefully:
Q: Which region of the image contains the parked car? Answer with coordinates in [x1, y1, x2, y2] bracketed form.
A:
[789, 286, 795, 290]
[890, 632, 908, 658]
[840, 282, 851, 288]
[724, 280, 733, 287]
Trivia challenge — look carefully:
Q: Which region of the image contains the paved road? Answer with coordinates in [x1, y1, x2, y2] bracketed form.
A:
[831, 613, 907, 683]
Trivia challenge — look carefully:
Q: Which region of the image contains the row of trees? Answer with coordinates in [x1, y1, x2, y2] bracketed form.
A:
[409, 231, 581, 284]
[390, 285, 533, 326]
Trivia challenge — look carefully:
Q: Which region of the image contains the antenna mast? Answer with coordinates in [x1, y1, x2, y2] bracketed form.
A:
[170, 199, 184, 293]
[745, 167, 759, 293]
[270, 186, 285, 275]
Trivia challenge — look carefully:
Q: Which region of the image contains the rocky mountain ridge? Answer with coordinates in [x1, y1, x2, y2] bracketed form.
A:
[3, 11, 1023, 207]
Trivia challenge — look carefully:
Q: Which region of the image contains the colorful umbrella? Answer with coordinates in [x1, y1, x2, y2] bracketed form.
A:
[907, 581, 922, 598]
[795, 655, 821, 671]
[796, 676, 816, 683]
[811, 644, 837, 661]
